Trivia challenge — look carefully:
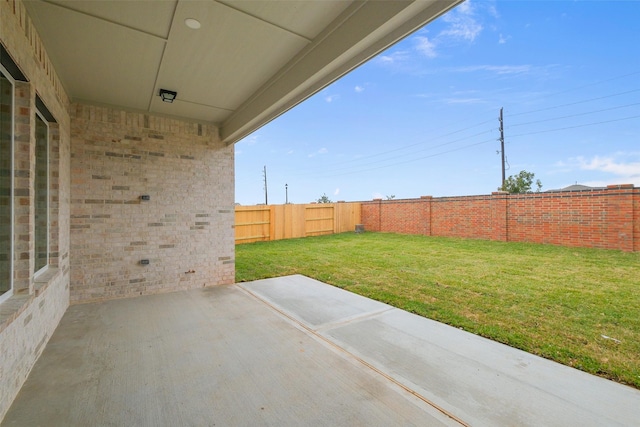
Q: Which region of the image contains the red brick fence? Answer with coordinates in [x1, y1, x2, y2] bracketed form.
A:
[361, 184, 639, 252]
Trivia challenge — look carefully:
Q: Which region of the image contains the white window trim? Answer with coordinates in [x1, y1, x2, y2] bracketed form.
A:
[34, 109, 50, 278]
[0, 64, 14, 304]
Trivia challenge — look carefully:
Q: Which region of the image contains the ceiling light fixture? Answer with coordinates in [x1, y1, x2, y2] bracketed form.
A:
[185, 18, 201, 29]
[159, 89, 177, 103]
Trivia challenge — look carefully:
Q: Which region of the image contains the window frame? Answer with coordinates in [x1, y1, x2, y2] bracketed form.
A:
[34, 109, 50, 276]
[0, 64, 15, 304]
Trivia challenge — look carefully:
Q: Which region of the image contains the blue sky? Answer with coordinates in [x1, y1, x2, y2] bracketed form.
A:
[234, 0, 640, 205]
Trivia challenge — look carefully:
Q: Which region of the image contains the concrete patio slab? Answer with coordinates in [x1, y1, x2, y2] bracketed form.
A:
[2, 280, 455, 426]
[3, 274, 640, 426]
[242, 275, 640, 427]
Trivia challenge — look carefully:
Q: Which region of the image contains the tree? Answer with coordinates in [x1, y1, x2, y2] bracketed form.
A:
[499, 170, 542, 194]
[386, 195, 396, 200]
[316, 193, 332, 203]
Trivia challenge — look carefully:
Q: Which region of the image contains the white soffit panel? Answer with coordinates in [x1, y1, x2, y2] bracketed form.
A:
[217, 0, 353, 40]
[44, 0, 177, 38]
[25, 1, 167, 111]
[153, 0, 310, 114]
[150, 98, 232, 123]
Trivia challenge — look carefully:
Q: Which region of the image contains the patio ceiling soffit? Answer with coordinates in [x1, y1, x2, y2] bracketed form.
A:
[23, 0, 462, 145]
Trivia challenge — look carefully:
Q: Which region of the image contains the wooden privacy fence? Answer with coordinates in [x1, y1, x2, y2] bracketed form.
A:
[235, 202, 361, 244]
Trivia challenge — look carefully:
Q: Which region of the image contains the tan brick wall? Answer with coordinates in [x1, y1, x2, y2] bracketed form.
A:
[69, 104, 235, 303]
[0, 272, 68, 419]
[1, 0, 71, 421]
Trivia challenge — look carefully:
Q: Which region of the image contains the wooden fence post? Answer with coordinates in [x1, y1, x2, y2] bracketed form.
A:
[269, 205, 276, 241]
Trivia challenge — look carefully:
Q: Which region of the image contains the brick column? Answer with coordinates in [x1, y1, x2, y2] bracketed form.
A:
[373, 198, 382, 231]
[360, 200, 380, 232]
[420, 196, 432, 236]
[634, 188, 640, 252]
[605, 184, 634, 251]
[491, 191, 509, 242]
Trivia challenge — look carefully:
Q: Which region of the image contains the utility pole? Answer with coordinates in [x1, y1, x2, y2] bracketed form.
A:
[263, 165, 268, 205]
[499, 107, 506, 189]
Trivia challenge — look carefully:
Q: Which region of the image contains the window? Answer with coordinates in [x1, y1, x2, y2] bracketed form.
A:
[0, 66, 14, 302]
[34, 111, 48, 273]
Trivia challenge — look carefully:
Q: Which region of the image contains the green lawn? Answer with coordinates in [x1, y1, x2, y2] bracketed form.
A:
[235, 232, 640, 389]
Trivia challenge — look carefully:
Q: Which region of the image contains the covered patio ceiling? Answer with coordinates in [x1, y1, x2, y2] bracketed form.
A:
[24, 0, 462, 144]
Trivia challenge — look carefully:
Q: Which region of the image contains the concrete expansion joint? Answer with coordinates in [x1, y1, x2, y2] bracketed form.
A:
[235, 283, 469, 427]
[312, 307, 395, 333]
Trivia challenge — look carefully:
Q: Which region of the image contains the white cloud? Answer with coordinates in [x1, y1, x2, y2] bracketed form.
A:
[440, 20, 483, 42]
[243, 135, 259, 145]
[456, 0, 471, 14]
[374, 0, 502, 73]
[334, 188, 340, 196]
[398, 2, 484, 63]
[487, 2, 500, 19]
[235, 149, 242, 155]
[451, 64, 532, 75]
[440, 0, 483, 42]
[578, 180, 620, 188]
[308, 147, 328, 158]
[325, 94, 339, 103]
[555, 154, 640, 187]
[372, 192, 384, 200]
[576, 155, 640, 179]
[551, 160, 572, 174]
[286, 150, 294, 155]
[444, 97, 484, 105]
[376, 50, 411, 65]
[354, 85, 364, 93]
[414, 36, 437, 58]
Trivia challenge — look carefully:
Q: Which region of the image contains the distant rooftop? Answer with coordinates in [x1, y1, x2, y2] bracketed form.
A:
[548, 184, 605, 192]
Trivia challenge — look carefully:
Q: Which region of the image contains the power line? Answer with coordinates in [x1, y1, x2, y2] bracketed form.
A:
[507, 102, 640, 128]
[284, 109, 638, 180]
[309, 137, 497, 178]
[336, 117, 496, 163]
[507, 88, 640, 117]
[504, 69, 640, 117]
[332, 96, 639, 175]
[258, 72, 640, 182]
[283, 116, 497, 175]
[290, 89, 638, 178]
[525, 70, 640, 99]
[304, 113, 640, 179]
[286, 127, 496, 177]
[283, 104, 639, 179]
[509, 114, 640, 139]
[278, 83, 639, 178]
